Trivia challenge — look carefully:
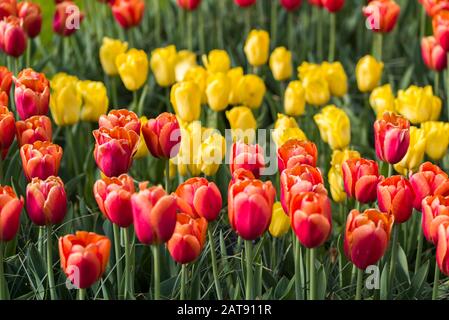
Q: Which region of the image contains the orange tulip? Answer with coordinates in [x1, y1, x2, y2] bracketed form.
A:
[142, 112, 181, 159]
[15, 115, 52, 147]
[277, 139, 318, 173]
[0, 66, 12, 93]
[0, 106, 15, 159]
[0, 0, 17, 21]
[112, 0, 145, 29]
[422, 194, 449, 244]
[0, 185, 24, 242]
[436, 224, 449, 276]
[98, 109, 141, 135]
[363, 0, 400, 33]
[20, 141, 63, 181]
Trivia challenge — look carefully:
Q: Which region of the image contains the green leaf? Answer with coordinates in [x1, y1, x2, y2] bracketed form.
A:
[397, 245, 411, 284]
[409, 260, 429, 298]
[317, 263, 327, 300]
[399, 65, 414, 90]
[380, 262, 389, 300]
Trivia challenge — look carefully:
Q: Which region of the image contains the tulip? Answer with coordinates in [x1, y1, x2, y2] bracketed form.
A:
[0, 91, 7, 108]
[184, 65, 208, 103]
[355, 55, 384, 93]
[363, 0, 400, 33]
[377, 175, 414, 224]
[234, 0, 257, 7]
[0, 185, 24, 242]
[393, 126, 427, 175]
[227, 67, 244, 105]
[99, 109, 140, 134]
[17, 1, 42, 38]
[225, 106, 257, 143]
[99, 37, 128, 76]
[230, 141, 265, 178]
[422, 195, 449, 244]
[134, 116, 149, 159]
[15, 115, 52, 147]
[321, 61, 348, 97]
[433, 10, 449, 51]
[344, 209, 393, 269]
[280, 164, 327, 214]
[116, 49, 149, 91]
[395, 85, 442, 124]
[342, 158, 380, 204]
[206, 73, 231, 112]
[277, 139, 318, 173]
[0, 0, 16, 21]
[14, 68, 50, 120]
[228, 177, 275, 240]
[53, 1, 84, 36]
[93, 174, 135, 228]
[175, 121, 204, 177]
[421, 121, 449, 161]
[20, 141, 63, 181]
[150, 45, 177, 88]
[284, 81, 306, 117]
[0, 106, 15, 159]
[0, 16, 27, 58]
[235, 74, 266, 109]
[272, 113, 307, 148]
[202, 50, 231, 74]
[322, 0, 344, 12]
[328, 149, 361, 203]
[26, 176, 67, 226]
[269, 47, 293, 81]
[170, 81, 202, 122]
[314, 105, 351, 150]
[0, 66, 12, 94]
[244, 29, 270, 67]
[176, 177, 222, 222]
[59, 231, 111, 289]
[436, 224, 449, 278]
[280, 0, 302, 11]
[175, 50, 197, 83]
[374, 112, 410, 164]
[198, 129, 226, 176]
[420, 0, 449, 16]
[50, 73, 81, 126]
[76, 80, 109, 122]
[142, 112, 181, 159]
[421, 36, 447, 72]
[369, 84, 396, 119]
[177, 0, 201, 10]
[302, 72, 331, 106]
[298, 62, 322, 82]
[291, 192, 332, 248]
[269, 202, 291, 237]
[111, 0, 145, 29]
[168, 212, 207, 264]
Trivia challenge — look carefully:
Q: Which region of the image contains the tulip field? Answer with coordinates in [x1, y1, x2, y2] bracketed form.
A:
[2, 0, 449, 303]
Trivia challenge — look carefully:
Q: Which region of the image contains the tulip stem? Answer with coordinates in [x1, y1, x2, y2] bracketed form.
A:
[78, 288, 86, 300]
[245, 8, 251, 39]
[309, 248, 316, 300]
[123, 227, 131, 299]
[434, 72, 440, 97]
[165, 159, 170, 193]
[152, 245, 160, 300]
[0, 241, 6, 300]
[419, 5, 426, 40]
[208, 227, 223, 300]
[154, 0, 161, 45]
[112, 224, 123, 299]
[432, 260, 440, 300]
[414, 214, 424, 274]
[316, 7, 323, 61]
[355, 268, 363, 300]
[244, 240, 254, 300]
[111, 76, 118, 107]
[388, 163, 393, 177]
[180, 264, 186, 300]
[294, 237, 304, 299]
[270, 0, 277, 49]
[187, 11, 193, 51]
[46, 225, 56, 300]
[328, 13, 336, 62]
[373, 33, 383, 62]
[388, 225, 398, 299]
[287, 13, 294, 54]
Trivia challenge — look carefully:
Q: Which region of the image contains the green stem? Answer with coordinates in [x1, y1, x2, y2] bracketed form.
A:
[78, 288, 86, 300]
[294, 237, 303, 299]
[245, 8, 251, 38]
[373, 33, 383, 62]
[123, 227, 131, 299]
[26, 42, 31, 67]
[309, 248, 316, 300]
[414, 214, 424, 274]
[316, 8, 323, 61]
[420, 5, 426, 40]
[244, 240, 254, 300]
[208, 227, 223, 300]
[328, 13, 336, 62]
[152, 245, 160, 300]
[113, 224, 123, 299]
[257, 0, 265, 27]
[165, 159, 170, 193]
[46, 225, 56, 300]
[180, 264, 186, 300]
[270, 0, 277, 49]
[434, 72, 440, 97]
[154, 0, 161, 44]
[388, 163, 394, 177]
[0, 241, 6, 300]
[132, 90, 138, 113]
[187, 11, 193, 51]
[388, 225, 398, 299]
[111, 76, 118, 107]
[199, 9, 205, 52]
[355, 268, 363, 300]
[288, 13, 294, 53]
[432, 260, 440, 300]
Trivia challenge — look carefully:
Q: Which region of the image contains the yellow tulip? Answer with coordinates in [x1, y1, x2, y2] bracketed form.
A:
[116, 48, 149, 91]
[176, 121, 203, 177]
[206, 73, 231, 112]
[321, 61, 348, 97]
[269, 202, 290, 238]
[395, 85, 442, 124]
[200, 128, 226, 176]
[272, 113, 307, 147]
[314, 105, 351, 150]
[227, 67, 244, 105]
[284, 80, 306, 117]
[202, 49, 231, 73]
[328, 149, 361, 203]
[421, 121, 449, 161]
[170, 81, 202, 123]
[297, 62, 321, 81]
[134, 116, 149, 159]
[184, 65, 208, 104]
[150, 45, 177, 87]
[175, 50, 197, 83]
[355, 55, 384, 93]
[226, 106, 257, 143]
[369, 84, 395, 119]
[77, 80, 109, 122]
[236, 74, 266, 109]
[244, 29, 270, 67]
[99, 37, 128, 76]
[269, 47, 292, 81]
[50, 73, 82, 126]
[394, 126, 427, 175]
[303, 73, 330, 107]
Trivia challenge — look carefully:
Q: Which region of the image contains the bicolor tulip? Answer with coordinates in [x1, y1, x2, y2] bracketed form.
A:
[244, 29, 270, 67]
[0, 16, 27, 58]
[272, 113, 307, 148]
[395, 85, 441, 124]
[225, 106, 257, 143]
[328, 149, 361, 203]
[0, 0, 16, 21]
[355, 55, 383, 93]
[177, 0, 202, 11]
[344, 209, 393, 269]
[20, 141, 63, 181]
[314, 105, 351, 150]
[280, 0, 302, 11]
[50, 73, 81, 126]
[437, 224, 449, 276]
[433, 10, 449, 51]
[363, 0, 400, 33]
[15, 115, 52, 147]
[59, 231, 111, 289]
[150, 45, 177, 88]
[230, 141, 265, 178]
[0, 185, 24, 242]
[111, 0, 145, 29]
[116, 49, 149, 91]
[421, 36, 447, 72]
[142, 112, 181, 159]
[99, 37, 128, 76]
[421, 121, 449, 161]
[277, 139, 318, 173]
[322, 0, 344, 12]
[394, 126, 427, 175]
[53, 1, 84, 36]
[99, 109, 140, 134]
[269, 202, 291, 237]
[269, 47, 293, 81]
[77, 80, 109, 122]
[369, 84, 396, 119]
[342, 158, 380, 204]
[17, 1, 42, 38]
[202, 50, 231, 74]
[0, 106, 15, 159]
[422, 194, 449, 244]
[284, 81, 306, 117]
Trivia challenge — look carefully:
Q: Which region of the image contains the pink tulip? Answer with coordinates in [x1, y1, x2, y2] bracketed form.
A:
[421, 36, 447, 72]
[230, 141, 265, 178]
[342, 157, 381, 204]
[0, 16, 27, 58]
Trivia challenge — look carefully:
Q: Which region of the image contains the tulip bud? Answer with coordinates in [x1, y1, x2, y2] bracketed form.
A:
[59, 231, 111, 289]
[369, 84, 396, 119]
[225, 106, 257, 143]
[14, 68, 50, 120]
[277, 139, 318, 173]
[0, 185, 24, 242]
[112, 0, 145, 29]
[20, 141, 63, 181]
[77, 80, 109, 122]
[395, 85, 441, 124]
[235, 74, 266, 109]
[230, 141, 265, 178]
[342, 157, 380, 204]
[363, 0, 400, 33]
[17, 1, 42, 38]
[206, 73, 231, 112]
[244, 29, 270, 67]
[53, 1, 84, 36]
[314, 105, 351, 150]
[50, 73, 81, 126]
[150, 45, 177, 88]
[328, 149, 361, 203]
[0, 0, 17, 21]
[284, 81, 306, 117]
[0, 106, 15, 159]
[433, 10, 449, 51]
[170, 81, 202, 122]
[422, 194, 449, 244]
[177, 0, 201, 10]
[421, 36, 447, 72]
[142, 112, 181, 159]
[272, 113, 307, 148]
[99, 109, 140, 134]
[344, 209, 393, 269]
[99, 37, 128, 76]
[116, 48, 149, 92]
[202, 50, 231, 74]
[393, 126, 427, 175]
[280, 0, 302, 11]
[269, 202, 291, 237]
[356, 55, 383, 93]
[234, 0, 257, 7]
[269, 47, 293, 81]
[0, 16, 27, 58]
[15, 115, 52, 147]
[322, 0, 344, 12]
[437, 224, 449, 276]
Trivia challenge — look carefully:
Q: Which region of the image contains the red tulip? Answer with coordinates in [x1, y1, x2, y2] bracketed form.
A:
[344, 208, 393, 269]
[15, 115, 52, 147]
[177, 0, 202, 10]
[277, 139, 318, 173]
[0, 66, 12, 93]
[20, 141, 63, 181]
[308, 0, 323, 6]
[231, 168, 256, 184]
[93, 126, 139, 177]
[167, 212, 207, 264]
[175, 177, 222, 222]
[131, 182, 178, 245]
[280, 0, 302, 11]
[228, 177, 275, 240]
[436, 224, 449, 276]
[421, 36, 447, 72]
[59, 231, 111, 289]
[13, 68, 50, 120]
[0, 16, 27, 58]
[53, 1, 84, 36]
[322, 0, 344, 13]
[142, 112, 181, 159]
[230, 141, 265, 178]
[0, 91, 7, 108]
[374, 112, 410, 165]
[433, 10, 449, 51]
[363, 0, 400, 33]
[0, 106, 15, 159]
[290, 192, 332, 248]
[93, 174, 135, 228]
[410, 162, 448, 211]
[98, 109, 141, 135]
[26, 176, 67, 226]
[111, 0, 145, 29]
[0, 0, 17, 21]
[342, 157, 381, 204]
[420, 0, 449, 16]
[280, 164, 327, 215]
[0, 185, 24, 242]
[234, 0, 257, 7]
[377, 175, 415, 224]
[17, 1, 42, 38]
[422, 194, 449, 244]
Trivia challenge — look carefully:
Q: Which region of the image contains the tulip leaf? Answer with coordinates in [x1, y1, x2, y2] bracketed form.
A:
[380, 262, 389, 300]
[397, 245, 411, 285]
[399, 65, 414, 90]
[317, 263, 327, 300]
[408, 260, 429, 298]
